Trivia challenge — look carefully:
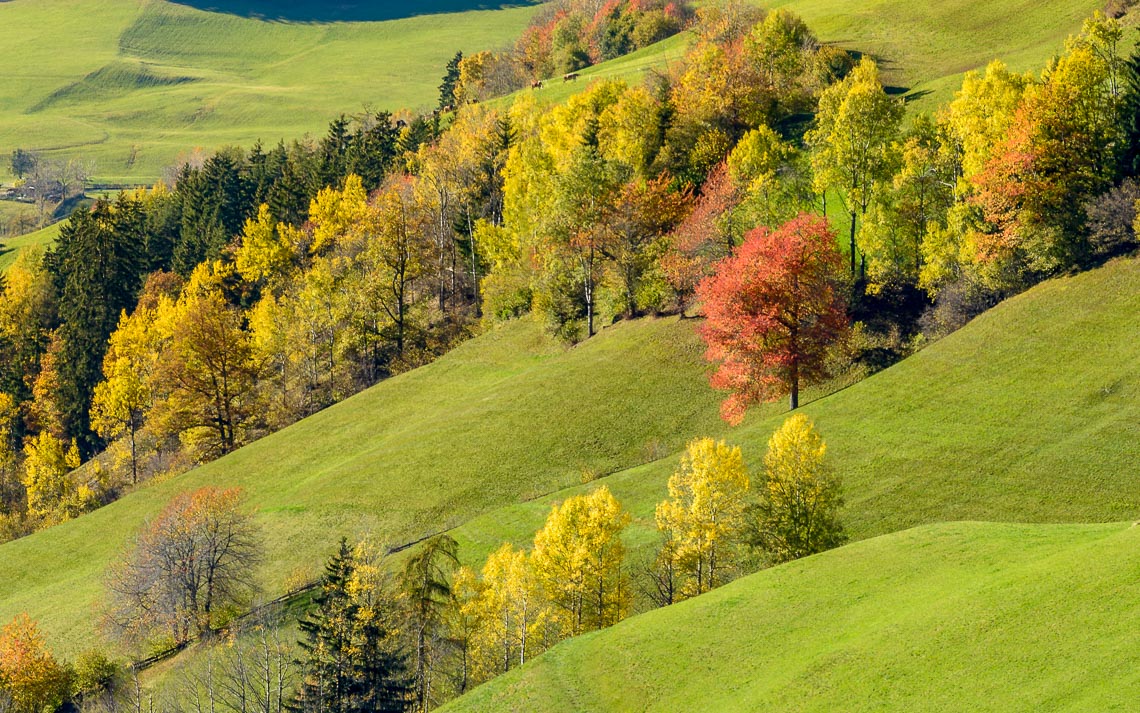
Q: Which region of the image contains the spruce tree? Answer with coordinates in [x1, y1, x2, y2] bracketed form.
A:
[292, 538, 412, 713]
[438, 52, 463, 110]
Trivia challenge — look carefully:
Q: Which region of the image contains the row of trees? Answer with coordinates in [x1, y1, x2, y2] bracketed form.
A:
[0, 411, 845, 713]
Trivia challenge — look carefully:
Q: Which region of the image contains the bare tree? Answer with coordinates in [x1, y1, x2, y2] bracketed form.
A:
[105, 487, 262, 648]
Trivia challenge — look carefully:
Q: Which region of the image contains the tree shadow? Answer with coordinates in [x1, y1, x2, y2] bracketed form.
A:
[167, 0, 535, 22]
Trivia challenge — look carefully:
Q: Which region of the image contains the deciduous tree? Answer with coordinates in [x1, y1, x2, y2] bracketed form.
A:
[654, 438, 750, 599]
[752, 414, 845, 563]
[105, 487, 261, 647]
[697, 214, 850, 420]
[530, 485, 631, 637]
[0, 614, 71, 713]
[808, 57, 903, 275]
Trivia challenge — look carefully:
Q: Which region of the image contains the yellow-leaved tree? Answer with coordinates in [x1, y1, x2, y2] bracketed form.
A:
[530, 485, 631, 637]
[21, 431, 89, 525]
[654, 438, 751, 604]
[90, 306, 159, 484]
[753, 414, 845, 563]
[455, 542, 549, 687]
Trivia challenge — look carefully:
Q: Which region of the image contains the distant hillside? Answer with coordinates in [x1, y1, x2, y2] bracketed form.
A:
[521, 0, 1107, 109]
[442, 520, 1140, 712]
[0, 0, 539, 183]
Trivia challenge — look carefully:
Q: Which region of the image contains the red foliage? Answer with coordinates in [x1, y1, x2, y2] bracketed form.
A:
[660, 163, 740, 311]
[696, 214, 850, 423]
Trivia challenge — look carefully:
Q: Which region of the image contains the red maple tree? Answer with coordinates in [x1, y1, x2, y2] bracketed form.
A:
[697, 213, 850, 423]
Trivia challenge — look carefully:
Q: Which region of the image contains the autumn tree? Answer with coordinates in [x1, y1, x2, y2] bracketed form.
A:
[971, 36, 1120, 284]
[808, 57, 904, 276]
[90, 307, 159, 484]
[0, 614, 71, 713]
[697, 214, 850, 421]
[105, 487, 262, 647]
[654, 438, 751, 601]
[453, 543, 548, 686]
[860, 116, 957, 292]
[531, 485, 631, 637]
[602, 175, 691, 317]
[154, 264, 261, 459]
[20, 431, 88, 525]
[660, 163, 741, 314]
[751, 414, 845, 563]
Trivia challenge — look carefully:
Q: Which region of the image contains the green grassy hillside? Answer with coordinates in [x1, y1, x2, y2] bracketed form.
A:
[0, 0, 538, 183]
[521, 0, 1106, 110]
[0, 223, 60, 271]
[3, 245, 1139, 660]
[0, 316, 722, 657]
[443, 520, 1140, 712]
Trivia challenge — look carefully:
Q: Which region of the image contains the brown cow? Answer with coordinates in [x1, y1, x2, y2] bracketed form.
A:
[531, 80, 545, 89]
[563, 72, 580, 82]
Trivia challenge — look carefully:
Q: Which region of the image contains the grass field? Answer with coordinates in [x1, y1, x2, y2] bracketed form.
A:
[442, 520, 1140, 712]
[0, 0, 539, 184]
[0, 222, 60, 271]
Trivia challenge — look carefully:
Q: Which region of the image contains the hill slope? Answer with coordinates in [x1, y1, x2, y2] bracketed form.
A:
[442, 520, 1140, 712]
[4, 247, 1139, 659]
[0, 0, 538, 183]
[0, 316, 722, 656]
[522, 0, 1106, 110]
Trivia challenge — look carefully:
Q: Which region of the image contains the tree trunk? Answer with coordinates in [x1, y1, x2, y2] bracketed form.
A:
[848, 210, 858, 276]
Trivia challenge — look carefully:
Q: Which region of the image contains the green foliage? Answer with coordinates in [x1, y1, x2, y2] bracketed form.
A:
[294, 539, 411, 712]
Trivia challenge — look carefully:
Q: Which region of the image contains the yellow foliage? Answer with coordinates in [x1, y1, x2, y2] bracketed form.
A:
[21, 431, 84, 524]
[234, 204, 296, 284]
[756, 414, 845, 563]
[531, 485, 631, 637]
[309, 174, 369, 254]
[655, 438, 750, 598]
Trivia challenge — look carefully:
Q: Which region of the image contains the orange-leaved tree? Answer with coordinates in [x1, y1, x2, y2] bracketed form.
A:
[697, 213, 849, 421]
[0, 614, 71, 713]
[105, 486, 261, 648]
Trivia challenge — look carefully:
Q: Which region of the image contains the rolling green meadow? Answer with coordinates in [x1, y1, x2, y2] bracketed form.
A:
[1, 0, 1138, 709]
[0, 0, 540, 184]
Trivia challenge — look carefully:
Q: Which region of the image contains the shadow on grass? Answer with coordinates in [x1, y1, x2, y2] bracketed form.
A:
[168, 0, 537, 22]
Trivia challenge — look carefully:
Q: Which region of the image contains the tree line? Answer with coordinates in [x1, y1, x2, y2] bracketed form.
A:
[0, 411, 843, 713]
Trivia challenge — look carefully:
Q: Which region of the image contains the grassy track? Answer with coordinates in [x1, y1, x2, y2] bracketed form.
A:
[442, 520, 1140, 712]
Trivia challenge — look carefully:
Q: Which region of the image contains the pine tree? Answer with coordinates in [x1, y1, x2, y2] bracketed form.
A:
[293, 539, 412, 713]
[439, 52, 463, 110]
